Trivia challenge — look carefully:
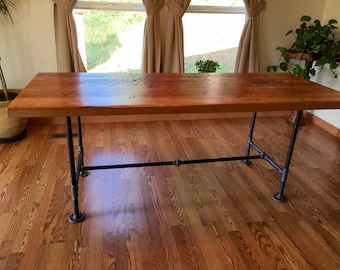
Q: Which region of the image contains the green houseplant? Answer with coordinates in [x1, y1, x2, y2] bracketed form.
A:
[267, 15, 340, 79]
[0, 0, 27, 142]
[195, 59, 220, 73]
[267, 15, 340, 125]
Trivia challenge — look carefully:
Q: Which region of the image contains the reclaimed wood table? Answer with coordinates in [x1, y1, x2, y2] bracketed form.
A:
[7, 72, 340, 223]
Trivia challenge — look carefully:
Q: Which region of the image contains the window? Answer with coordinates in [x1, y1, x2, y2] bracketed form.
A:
[74, 0, 245, 73]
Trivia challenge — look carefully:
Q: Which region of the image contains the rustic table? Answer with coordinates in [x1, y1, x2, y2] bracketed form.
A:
[8, 72, 340, 222]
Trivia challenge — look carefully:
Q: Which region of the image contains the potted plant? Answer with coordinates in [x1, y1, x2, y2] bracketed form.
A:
[0, 0, 27, 142]
[267, 15, 340, 125]
[267, 15, 340, 79]
[195, 59, 220, 73]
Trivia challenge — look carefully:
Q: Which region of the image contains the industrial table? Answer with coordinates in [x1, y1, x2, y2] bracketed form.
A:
[7, 72, 340, 223]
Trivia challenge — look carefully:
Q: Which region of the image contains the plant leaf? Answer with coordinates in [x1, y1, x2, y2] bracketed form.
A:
[279, 62, 288, 71]
[315, 56, 329, 66]
[266, 65, 278, 72]
[285, 30, 293, 36]
[292, 65, 302, 76]
[276, 46, 287, 53]
[329, 19, 337, 25]
[330, 62, 338, 70]
[301, 15, 311, 22]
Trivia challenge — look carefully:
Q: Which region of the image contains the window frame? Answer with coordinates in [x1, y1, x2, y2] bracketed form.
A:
[74, 1, 246, 72]
[75, 1, 246, 14]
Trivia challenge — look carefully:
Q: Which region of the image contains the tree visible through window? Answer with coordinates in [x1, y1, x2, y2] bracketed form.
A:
[74, 0, 245, 73]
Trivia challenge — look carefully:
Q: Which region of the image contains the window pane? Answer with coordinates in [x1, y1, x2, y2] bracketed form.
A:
[75, 4, 245, 73]
[80, 10, 146, 73]
[190, 0, 244, 6]
[183, 13, 244, 72]
[78, 0, 141, 2]
[79, 0, 244, 4]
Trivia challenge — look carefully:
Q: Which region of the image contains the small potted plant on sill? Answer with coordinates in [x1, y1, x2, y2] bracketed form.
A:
[267, 15, 340, 125]
[0, 1, 27, 142]
[195, 59, 220, 73]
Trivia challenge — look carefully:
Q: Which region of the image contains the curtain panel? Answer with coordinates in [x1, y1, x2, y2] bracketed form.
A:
[53, 0, 86, 72]
[235, 0, 266, 73]
[142, 0, 191, 73]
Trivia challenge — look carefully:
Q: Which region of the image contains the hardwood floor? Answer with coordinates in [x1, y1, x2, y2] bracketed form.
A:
[0, 117, 339, 270]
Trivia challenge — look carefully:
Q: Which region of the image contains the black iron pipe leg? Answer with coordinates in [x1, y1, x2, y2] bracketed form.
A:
[273, 110, 303, 202]
[76, 116, 88, 177]
[242, 112, 257, 165]
[66, 117, 85, 223]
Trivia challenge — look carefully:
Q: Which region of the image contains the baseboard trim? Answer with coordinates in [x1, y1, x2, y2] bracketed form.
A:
[304, 111, 340, 139]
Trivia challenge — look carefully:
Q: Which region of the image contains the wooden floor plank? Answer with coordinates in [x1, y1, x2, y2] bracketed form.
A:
[0, 117, 340, 269]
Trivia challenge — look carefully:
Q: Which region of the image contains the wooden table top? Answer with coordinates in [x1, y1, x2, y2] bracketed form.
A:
[7, 72, 340, 118]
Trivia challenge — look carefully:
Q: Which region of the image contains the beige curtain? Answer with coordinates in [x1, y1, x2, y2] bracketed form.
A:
[235, 0, 266, 73]
[53, 0, 86, 72]
[142, 0, 191, 73]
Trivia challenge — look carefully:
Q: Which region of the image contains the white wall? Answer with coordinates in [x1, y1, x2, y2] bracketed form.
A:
[309, 0, 340, 128]
[0, 0, 57, 89]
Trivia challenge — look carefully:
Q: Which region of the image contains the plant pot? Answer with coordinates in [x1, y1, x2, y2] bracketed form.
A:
[286, 110, 305, 126]
[282, 50, 321, 62]
[0, 92, 27, 143]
